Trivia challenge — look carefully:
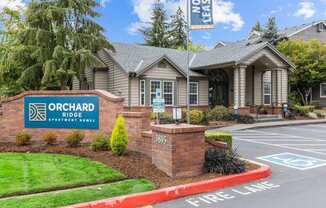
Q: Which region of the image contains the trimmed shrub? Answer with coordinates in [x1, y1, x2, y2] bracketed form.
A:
[204, 148, 246, 175]
[206, 132, 233, 153]
[257, 105, 268, 114]
[110, 115, 128, 156]
[207, 106, 229, 121]
[152, 112, 174, 124]
[237, 114, 255, 124]
[42, 131, 57, 145]
[293, 104, 315, 115]
[15, 131, 31, 146]
[189, 109, 204, 124]
[65, 131, 85, 147]
[90, 133, 110, 151]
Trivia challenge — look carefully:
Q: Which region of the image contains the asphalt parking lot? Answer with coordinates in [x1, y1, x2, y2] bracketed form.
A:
[154, 123, 326, 208]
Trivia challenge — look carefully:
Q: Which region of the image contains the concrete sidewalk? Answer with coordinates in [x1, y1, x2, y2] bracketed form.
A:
[208, 119, 326, 132]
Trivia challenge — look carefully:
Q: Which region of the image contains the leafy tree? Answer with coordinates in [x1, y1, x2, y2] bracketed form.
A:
[277, 40, 326, 105]
[1, 0, 113, 95]
[178, 42, 206, 52]
[0, 8, 28, 96]
[169, 7, 187, 49]
[140, 0, 171, 48]
[110, 115, 128, 156]
[251, 21, 263, 32]
[262, 17, 279, 45]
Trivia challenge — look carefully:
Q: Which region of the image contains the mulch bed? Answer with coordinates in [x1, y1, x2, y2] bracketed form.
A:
[0, 142, 259, 188]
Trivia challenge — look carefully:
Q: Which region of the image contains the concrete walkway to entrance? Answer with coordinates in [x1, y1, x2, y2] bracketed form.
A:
[209, 119, 326, 132]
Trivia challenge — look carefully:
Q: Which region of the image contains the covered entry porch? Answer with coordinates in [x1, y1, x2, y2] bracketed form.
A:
[194, 43, 294, 114]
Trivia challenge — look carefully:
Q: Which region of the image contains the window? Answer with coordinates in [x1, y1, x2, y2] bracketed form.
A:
[140, 80, 145, 106]
[263, 71, 271, 105]
[150, 80, 174, 105]
[317, 23, 324, 32]
[163, 81, 174, 105]
[189, 82, 199, 105]
[150, 80, 161, 105]
[320, 83, 326, 98]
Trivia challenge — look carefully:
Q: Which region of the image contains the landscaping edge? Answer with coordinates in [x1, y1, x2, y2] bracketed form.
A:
[67, 159, 271, 208]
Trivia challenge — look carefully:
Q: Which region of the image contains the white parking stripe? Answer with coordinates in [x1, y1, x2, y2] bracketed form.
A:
[282, 144, 326, 146]
[234, 137, 326, 156]
[285, 126, 326, 134]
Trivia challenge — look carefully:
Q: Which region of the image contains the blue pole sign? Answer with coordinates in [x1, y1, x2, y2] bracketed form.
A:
[24, 96, 99, 129]
[190, 0, 214, 30]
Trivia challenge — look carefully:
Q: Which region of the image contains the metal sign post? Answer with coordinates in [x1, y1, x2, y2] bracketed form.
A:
[186, 0, 214, 123]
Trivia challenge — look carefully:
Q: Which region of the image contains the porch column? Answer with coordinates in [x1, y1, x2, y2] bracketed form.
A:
[271, 70, 278, 105]
[239, 65, 247, 108]
[276, 68, 282, 106]
[278, 68, 288, 104]
[233, 67, 239, 108]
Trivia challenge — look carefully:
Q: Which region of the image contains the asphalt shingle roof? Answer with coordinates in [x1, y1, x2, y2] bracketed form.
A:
[105, 40, 274, 76]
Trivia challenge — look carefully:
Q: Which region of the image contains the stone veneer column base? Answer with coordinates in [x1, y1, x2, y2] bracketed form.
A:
[151, 124, 207, 178]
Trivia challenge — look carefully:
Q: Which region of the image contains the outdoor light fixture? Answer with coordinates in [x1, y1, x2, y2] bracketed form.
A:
[172, 106, 182, 125]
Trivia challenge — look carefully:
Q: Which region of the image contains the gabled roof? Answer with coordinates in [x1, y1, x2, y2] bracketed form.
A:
[279, 20, 326, 38]
[101, 40, 294, 76]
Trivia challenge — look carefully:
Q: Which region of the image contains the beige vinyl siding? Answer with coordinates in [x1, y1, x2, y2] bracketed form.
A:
[72, 76, 80, 90]
[97, 49, 129, 105]
[94, 70, 108, 90]
[85, 67, 93, 83]
[143, 62, 183, 79]
[130, 78, 140, 106]
[243, 48, 287, 68]
[198, 80, 209, 105]
[178, 79, 187, 106]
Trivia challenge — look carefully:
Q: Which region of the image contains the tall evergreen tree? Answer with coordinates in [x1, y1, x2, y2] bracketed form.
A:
[251, 21, 263, 32]
[1, 0, 113, 93]
[140, 0, 170, 48]
[262, 17, 279, 45]
[169, 7, 187, 49]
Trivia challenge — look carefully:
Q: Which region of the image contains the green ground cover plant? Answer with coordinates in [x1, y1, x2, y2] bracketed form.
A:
[0, 179, 155, 208]
[205, 132, 233, 153]
[0, 153, 125, 197]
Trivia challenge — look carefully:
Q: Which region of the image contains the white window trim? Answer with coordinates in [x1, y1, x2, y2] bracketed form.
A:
[150, 80, 161, 106]
[320, 83, 326, 98]
[163, 80, 174, 106]
[189, 81, 199, 106]
[139, 80, 145, 106]
[263, 81, 272, 105]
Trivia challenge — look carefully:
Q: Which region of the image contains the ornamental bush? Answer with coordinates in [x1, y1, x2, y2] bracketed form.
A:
[42, 131, 57, 145]
[207, 106, 229, 121]
[293, 104, 315, 116]
[16, 131, 31, 146]
[90, 133, 110, 151]
[110, 115, 128, 156]
[204, 148, 246, 175]
[65, 131, 85, 147]
[189, 109, 204, 124]
[205, 132, 232, 154]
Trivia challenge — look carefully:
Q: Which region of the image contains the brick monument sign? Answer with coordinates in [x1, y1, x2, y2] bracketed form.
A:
[0, 90, 207, 178]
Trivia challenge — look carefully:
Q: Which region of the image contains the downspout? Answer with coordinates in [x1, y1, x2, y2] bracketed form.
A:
[128, 73, 131, 111]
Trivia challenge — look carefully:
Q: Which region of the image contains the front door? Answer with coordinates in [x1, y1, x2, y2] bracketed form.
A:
[208, 70, 229, 107]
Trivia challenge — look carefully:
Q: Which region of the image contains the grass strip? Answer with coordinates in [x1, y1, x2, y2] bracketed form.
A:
[0, 179, 155, 208]
[0, 153, 126, 197]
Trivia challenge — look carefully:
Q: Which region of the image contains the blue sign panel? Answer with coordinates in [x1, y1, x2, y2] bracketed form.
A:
[258, 153, 326, 170]
[24, 96, 99, 129]
[191, 0, 214, 30]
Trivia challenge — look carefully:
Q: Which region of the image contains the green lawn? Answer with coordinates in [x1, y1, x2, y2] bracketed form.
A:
[0, 179, 155, 208]
[0, 153, 126, 197]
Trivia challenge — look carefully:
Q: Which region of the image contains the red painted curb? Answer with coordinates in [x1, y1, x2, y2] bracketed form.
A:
[68, 164, 271, 208]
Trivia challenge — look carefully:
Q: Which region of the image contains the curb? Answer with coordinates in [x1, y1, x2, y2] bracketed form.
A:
[68, 161, 271, 208]
[215, 119, 326, 132]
